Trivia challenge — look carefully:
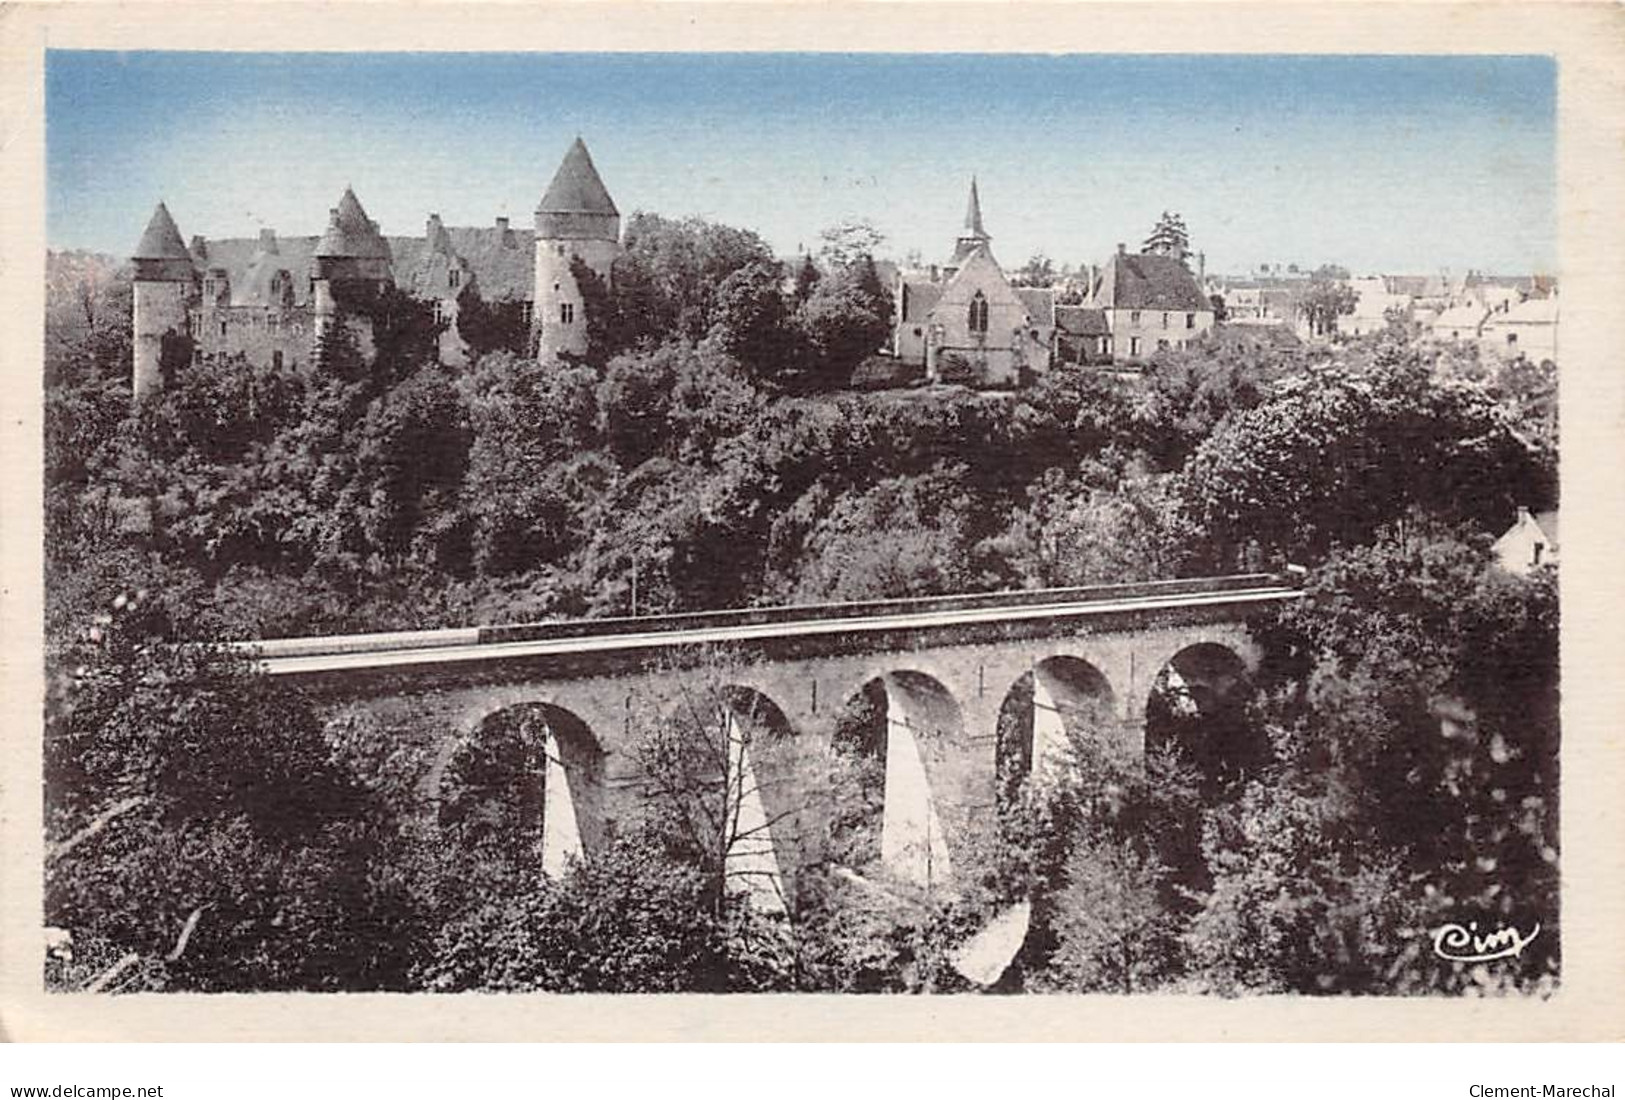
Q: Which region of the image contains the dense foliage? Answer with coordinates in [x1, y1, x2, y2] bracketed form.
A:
[41, 227, 1558, 995]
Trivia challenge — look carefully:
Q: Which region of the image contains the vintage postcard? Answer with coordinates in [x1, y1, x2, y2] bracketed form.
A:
[1, 2, 1622, 1044]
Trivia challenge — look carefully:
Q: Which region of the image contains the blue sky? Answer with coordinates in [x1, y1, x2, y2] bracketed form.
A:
[47, 52, 1556, 276]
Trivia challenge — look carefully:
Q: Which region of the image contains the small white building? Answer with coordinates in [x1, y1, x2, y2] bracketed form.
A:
[1480, 295, 1559, 364]
[1339, 276, 1412, 337]
[1493, 506, 1559, 574]
[1429, 302, 1492, 344]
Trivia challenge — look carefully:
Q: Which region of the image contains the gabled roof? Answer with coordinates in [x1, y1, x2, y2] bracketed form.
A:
[390, 225, 537, 301]
[899, 280, 943, 323]
[236, 237, 297, 307]
[538, 137, 619, 216]
[316, 187, 392, 260]
[1055, 306, 1109, 336]
[1493, 296, 1559, 325]
[1097, 251, 1209, 312]
[1432, 303, 1490, 330]
[1014, 287, 1055, 328]
[133, 202, 193, 261]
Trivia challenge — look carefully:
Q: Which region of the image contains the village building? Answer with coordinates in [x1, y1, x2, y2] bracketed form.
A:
[1082, 243, 1215, 359]
[891, 182, 1213, 380]
[1479, 294, 1559, 363]
[1493, 506, 1559, 575]
[891, 181, 1058, 385]
[130, 138, 618, 397]
[1338, 276, 1413, 337]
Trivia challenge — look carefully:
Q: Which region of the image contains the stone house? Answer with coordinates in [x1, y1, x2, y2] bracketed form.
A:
[1081, 244, 1215, 361]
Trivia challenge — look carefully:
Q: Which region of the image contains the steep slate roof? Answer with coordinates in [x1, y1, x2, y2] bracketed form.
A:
[390, 226, 537, 301]
[898, 280, 943, 323]
[1097, 252, 1210, 312]
[1055, 306, 1109, 336]
[182, 221, 539, 309]
[196, 236, 319, 307]
[317, 187, 392, 260]
[538, 138, 619, 215]
[236, 236, 297, 307]
[1014, 287, 1056, 327]
[133, 203, 193, 261]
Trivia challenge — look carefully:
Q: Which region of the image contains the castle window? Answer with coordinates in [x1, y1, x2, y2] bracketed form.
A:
[1186, 312, 1196, 329]
[521, 302, 534, 326]
[913, 327, 922, 337]
[1129, 336, 1142, 357]
[434, 300, 454, 325]
[1130, 310, 1141, 325]
[218, 320, 228, 338]
[968, 291, 989, 335]
[449, 269, 461, 288]
[1157, 338, 1169, 350]
[560, 302, 575, 325]
[272, 350, 284, 371]
[1507, 332, 1518, 346]
[1161, 312, 1169, 329]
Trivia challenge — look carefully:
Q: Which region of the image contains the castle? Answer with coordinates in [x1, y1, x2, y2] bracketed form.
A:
[130, 137, 621, 396]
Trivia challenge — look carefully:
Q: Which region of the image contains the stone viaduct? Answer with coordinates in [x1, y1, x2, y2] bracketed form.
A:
[235, 574, 1302, 908]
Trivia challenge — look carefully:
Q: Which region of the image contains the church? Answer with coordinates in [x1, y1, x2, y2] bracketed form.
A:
[891, 181, 1215, 384]
[129, 138, 620, 397]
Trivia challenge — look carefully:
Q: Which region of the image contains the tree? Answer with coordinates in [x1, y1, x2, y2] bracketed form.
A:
[792, 254, 822, 304]
[45, 586, 424, 991]
[795, 261, 893, 389]
[816, 219, 886, 271]
[704, 259, 798, 381]
[1014, 252, 1057, 288]
[615, 212, 779, 343]
[1302, 277, 1358, 337]
[1142, 211, 1191, 262]
[1178, 357, 1550, 568]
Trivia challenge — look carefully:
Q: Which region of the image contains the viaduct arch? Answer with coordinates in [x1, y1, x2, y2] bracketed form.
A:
[238, 575, 1300, 899]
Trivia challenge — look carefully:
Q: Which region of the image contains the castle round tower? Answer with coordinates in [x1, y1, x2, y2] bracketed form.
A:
[312, 187, 393, 359]
[534, 138, 620, 360]
[130, 202, 197, 398]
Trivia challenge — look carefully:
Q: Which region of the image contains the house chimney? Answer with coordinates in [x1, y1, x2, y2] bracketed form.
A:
[495, 216, 509, 232]
[1198, 251, 1206, 284]
[189, 235, 209, 261]
[257, 227, 278, 252]
[1117, 242, 1126, 256]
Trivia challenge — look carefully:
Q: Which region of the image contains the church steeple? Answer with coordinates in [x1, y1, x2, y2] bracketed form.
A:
[964, 177, 987, 240]
[952, 176, 992, 264]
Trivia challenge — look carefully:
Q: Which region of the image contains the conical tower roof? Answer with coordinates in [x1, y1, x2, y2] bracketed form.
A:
[133, 202, 192, 261]
[537, 138, 618, 216]
[316, 186, 391, 259]
[963, 177, 988, 239]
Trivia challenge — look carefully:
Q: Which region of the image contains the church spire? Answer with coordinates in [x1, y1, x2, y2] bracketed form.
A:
[951, 176, 992, 265]
[963, 177, 987, 240]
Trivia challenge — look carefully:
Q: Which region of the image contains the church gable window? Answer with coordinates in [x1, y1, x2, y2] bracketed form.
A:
[968, 291, 989, 334]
